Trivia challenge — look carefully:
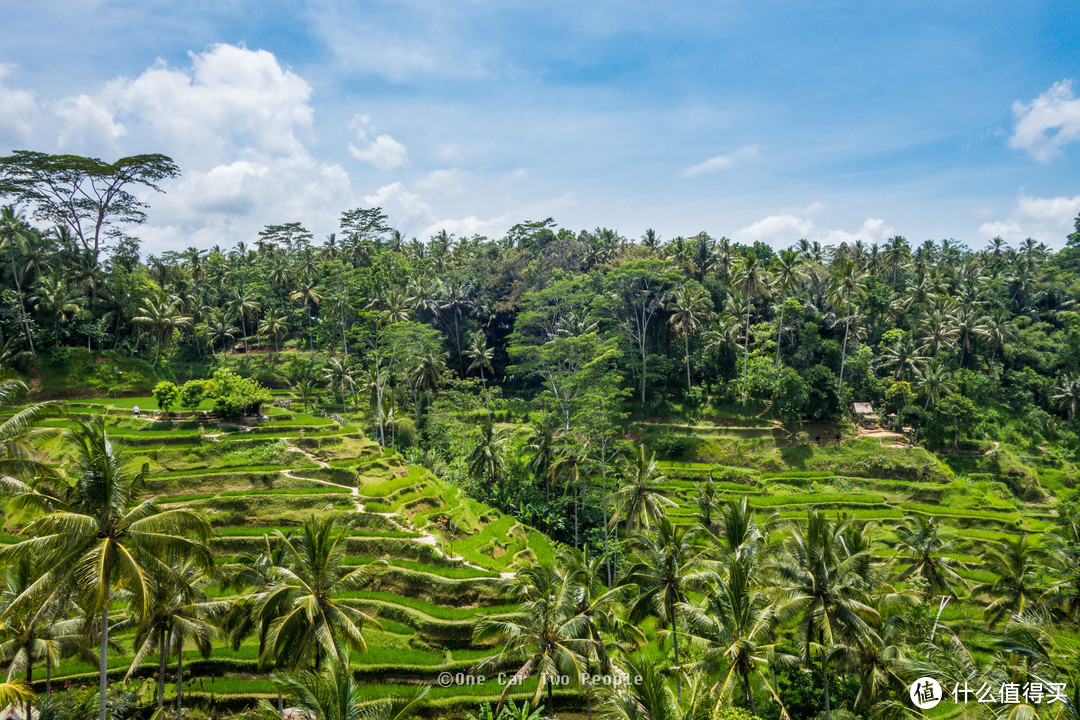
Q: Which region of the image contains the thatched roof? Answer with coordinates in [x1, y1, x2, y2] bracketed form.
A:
[853, 402, 876, 416]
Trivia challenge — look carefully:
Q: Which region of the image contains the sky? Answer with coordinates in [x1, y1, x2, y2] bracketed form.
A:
[1, 1, 1079, 254]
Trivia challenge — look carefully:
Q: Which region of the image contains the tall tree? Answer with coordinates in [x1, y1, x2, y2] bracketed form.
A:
[0, 151, 180, 292]
[667, 281, 712, 394]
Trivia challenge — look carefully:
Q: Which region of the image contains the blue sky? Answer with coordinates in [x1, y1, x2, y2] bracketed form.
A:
[1, 1, 1078, 253]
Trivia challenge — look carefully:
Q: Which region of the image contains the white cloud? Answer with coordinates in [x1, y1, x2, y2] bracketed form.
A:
[350, 133, 408, 170]
[348, 114, 408, 170]
[680, 145, 758, 177]
[53, 93, 126, 151]
[1010, 80, 1080, 162]
[978, 192, 1080, 247]
[363, 182, 435, 227]
[0, 65, 40, 144]
[734, 209, 895, 247]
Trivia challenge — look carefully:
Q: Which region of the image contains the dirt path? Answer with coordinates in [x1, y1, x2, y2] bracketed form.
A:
[282, 442, 511, 576]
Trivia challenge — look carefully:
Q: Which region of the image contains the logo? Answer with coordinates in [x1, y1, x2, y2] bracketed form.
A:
[910, 677, 943, 709]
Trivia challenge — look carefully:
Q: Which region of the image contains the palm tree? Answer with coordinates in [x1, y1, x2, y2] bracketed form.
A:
[467, 419, 508, 490]
[597, 656, 721, 720]
[766, 511, 880, 720]
[893, 515, 967, 599]
[321, 356, 356, 421]
[771, 248, 804, 368]
[228, 289, 262, 353]
[732, 254, 767, 406]
[466, 332, 495, 414]
[256, 517, 384, 671]
[205, 308, 238, 355]
[525, 417, 560, 504]
[290, 282, 322, 356]
[0, 559, 81, 720]
[681, 556, 785, 715]
[667, 282, 712, 394]
[0, 370, 59, 484]
[132, 294, 192, 366]
[0, 205, 36, 355]
[126, 561, 219, 713]
[607, 445, 676, 534]
[291, 375, 321, 416]
[1053, 374, 1080, 443]
[264, 651, 429, 720]
[828, 260, 867, 391]
[879, 335, 925, 381]
[0, 415, 212, 720]
[978, 309, 1016, 371]
[474, 563, 596, 717]
[30, 274, 85, 338]
[259, 312, 291, 355]
[625, 517, 711, 703]
[972, 535, 1044, 627]
[914, 358, 954, 409]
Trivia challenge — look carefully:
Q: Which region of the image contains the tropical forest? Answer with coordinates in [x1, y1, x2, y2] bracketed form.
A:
[2, 150, 1080, 720]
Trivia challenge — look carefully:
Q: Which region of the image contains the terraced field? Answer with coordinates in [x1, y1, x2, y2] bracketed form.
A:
[638, 414, 1065, 659]
[2, 397, 554, 715]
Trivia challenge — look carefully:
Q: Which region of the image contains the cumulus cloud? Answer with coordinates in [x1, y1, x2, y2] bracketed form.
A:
[53, 93, 127, 151]
[1010, 80, 1080, 162]
[978, 192, 1080, 247]
[348, 114, 408, 170]
[0, 64, 41, 144]
[680, 145, 758, 177]
[734, 209, 895, 247]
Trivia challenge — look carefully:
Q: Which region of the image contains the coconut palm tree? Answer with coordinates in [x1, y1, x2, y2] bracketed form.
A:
[290, 282, 322, 356]
[893, 515, 967, 599]
[765, 511, 880, 720]
[321, 356, 356, 421]
[0, 415, 212, 720]
[0, 370, 58, 484]
[474, 563, 597, 718]
[625, 517, 712, 702]
[0, 559, 82, 720]
[667, 282, 712, 394]
[607, 445, 676, 534]
[132, 294, 191, 367]
[264, 651, 428, 720]
[681, 555, 785, 714]
[1052, 374, 1080, 443]
[596, 656, 721, 720]
[467, 419, 508, 490]
[915, 358, 954, 409]
[771, 248, 804, 368]
[228, 289, 261, 353]
[828, 260, 868, 391]
[972, 535, 1044, 628]
[732, 254, 768, 406]
[0, 205, 36, 355]
[126, 561, 220, 712]
[30, 273, 85, 338]
[255, 516, 384, 672]
[259, 311, 291, 354]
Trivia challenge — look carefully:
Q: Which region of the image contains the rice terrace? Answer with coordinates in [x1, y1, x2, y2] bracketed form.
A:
[2, 4, 1080, 720]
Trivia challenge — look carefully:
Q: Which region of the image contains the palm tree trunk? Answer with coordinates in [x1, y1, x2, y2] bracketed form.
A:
[743, 670, 757, 716]
[672, 616, 683, 702]
[547, 679, 555, 720]
[8, 248, 34, 355]
[176, 638, 183, 720]
[775, 295, 786, 368]
[742, 310, 751, 406]
[821, 631, 831, 720]
[685, 333, 691, 395]
[46, 657, 51, 694]
[99, 607, 109, 720]
[838, 313, 851, 390]
[25, 652, 33, 720]
[157, 625, 168, 710]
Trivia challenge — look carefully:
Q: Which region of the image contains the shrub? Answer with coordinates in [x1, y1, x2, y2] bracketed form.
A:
[152, 380, 179, 414]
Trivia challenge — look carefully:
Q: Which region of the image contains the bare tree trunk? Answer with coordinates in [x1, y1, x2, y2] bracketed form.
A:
[672, 616, 682, 702]
[175, 637, 183, 720]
